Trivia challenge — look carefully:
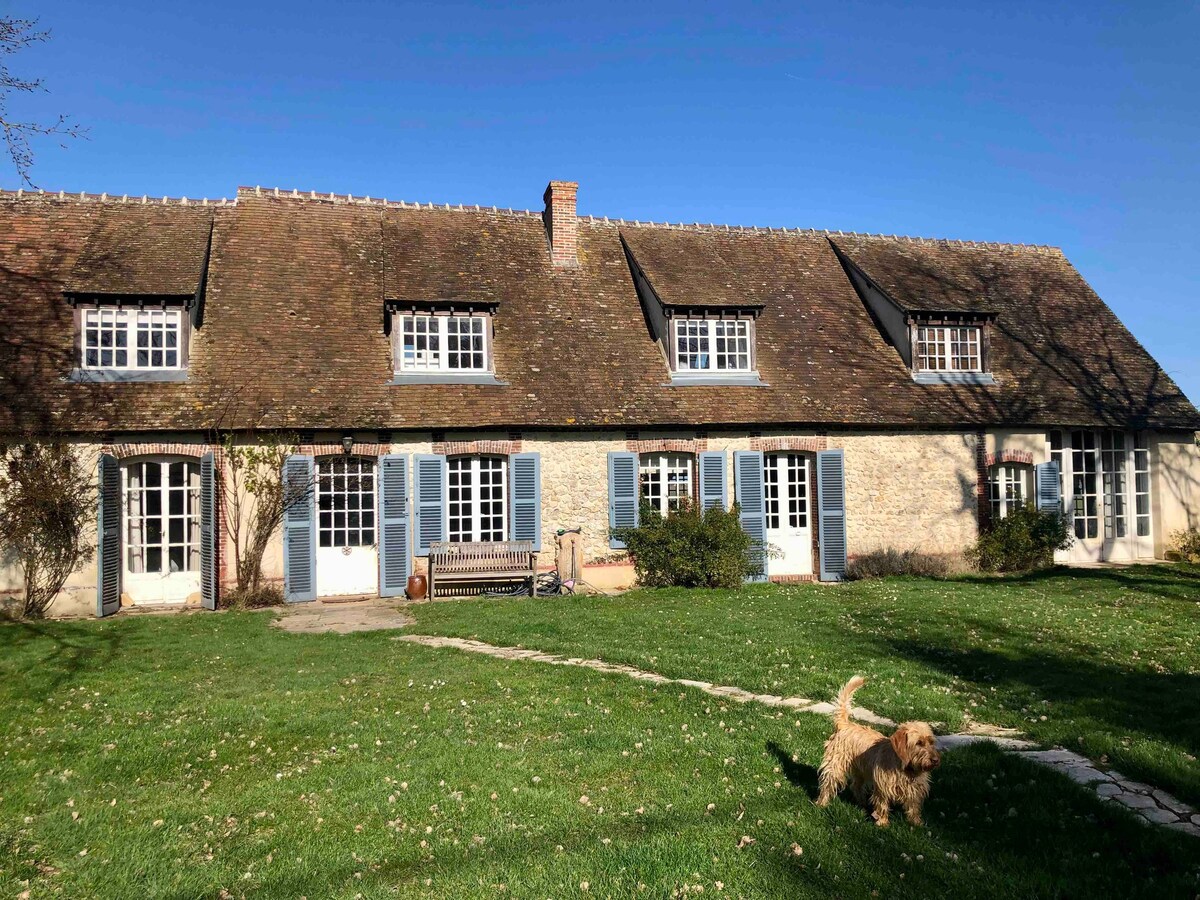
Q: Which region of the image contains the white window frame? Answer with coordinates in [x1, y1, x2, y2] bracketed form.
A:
[122, 458, 201, 575]
[316, 457, 377, 549]
[82, 307, 186, 371]
[988, 463, 1030, 520]
[395, 312, 490, 374]
[671, 318, 753, 373]
[639, 452, 693, 516]
[915, 325, 982, 373]
[447, 455, 507, 543]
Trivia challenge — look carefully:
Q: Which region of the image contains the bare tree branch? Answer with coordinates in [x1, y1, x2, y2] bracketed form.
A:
[1, 16, 85, 188]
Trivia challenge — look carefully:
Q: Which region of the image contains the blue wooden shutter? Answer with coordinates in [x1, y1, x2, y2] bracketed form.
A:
[698, 451, 728, 512]
[413, 454, 447, 556]
[510, 453, 542, 551]
[733, 450, 768, 582]
[96, 453, 121, 617]
[816, 449, 847, 582]
[200, 451, 218, 610]
[378, 454, 411, 597]
[607, 451, 639, 549]
[1035, 460, 1061, 512]
[282, 454, 316, 602]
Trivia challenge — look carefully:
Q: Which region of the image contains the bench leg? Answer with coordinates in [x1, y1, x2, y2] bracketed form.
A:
[531, 567, 537, 597]
[427, 569, 434, 602]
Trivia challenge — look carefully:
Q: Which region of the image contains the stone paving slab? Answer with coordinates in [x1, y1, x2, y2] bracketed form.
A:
[396, 633, 1200, 838]
[272, 598, 413, 634]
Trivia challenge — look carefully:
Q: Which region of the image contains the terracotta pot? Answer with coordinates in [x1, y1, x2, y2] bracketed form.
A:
[406, 574, 428, 601]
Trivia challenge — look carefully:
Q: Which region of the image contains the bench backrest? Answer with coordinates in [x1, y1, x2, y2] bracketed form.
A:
[429, 541, 535, 572]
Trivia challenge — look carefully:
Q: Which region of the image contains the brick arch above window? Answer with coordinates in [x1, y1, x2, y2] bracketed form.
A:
[750, 436, 828, 453]
[984, 449, 1034, 468]
[107, 442, 211, 460]
[626, 438, 708, 454]
[433, 439, 522, 457]
[303, 442, 389, 459]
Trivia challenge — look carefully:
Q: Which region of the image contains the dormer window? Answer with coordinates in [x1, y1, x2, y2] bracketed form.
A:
[83, 307, 184, 371]
[915, 324, 982, 373]
[397, 312, 488, 373]
[67, 300, 192, 382]
[673, 319, 752, 372]
[388, 307, 502, 384]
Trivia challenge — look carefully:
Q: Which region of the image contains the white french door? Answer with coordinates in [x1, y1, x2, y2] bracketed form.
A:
[447, 456, 507, 542]
[764, 453, 813, 576]
[316, 457, 378, 597]
[122, 458, 202, 604]
[1054, 430, 1152, 563]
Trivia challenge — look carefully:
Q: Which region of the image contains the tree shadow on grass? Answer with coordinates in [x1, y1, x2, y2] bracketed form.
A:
[950, 563, 1200, 603]
[0, 617, 124, 702]
[875, 634, 1200, 759]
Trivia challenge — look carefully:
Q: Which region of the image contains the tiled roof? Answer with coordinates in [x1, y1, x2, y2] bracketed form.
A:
[0, 186, 1196, 434]
[66, 203, 214, 297]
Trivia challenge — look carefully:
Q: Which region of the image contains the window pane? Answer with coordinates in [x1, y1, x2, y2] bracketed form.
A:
[675, 320, 710, 371]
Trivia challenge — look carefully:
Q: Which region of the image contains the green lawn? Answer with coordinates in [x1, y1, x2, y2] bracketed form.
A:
[410, 565, 1200, 809]
[0, 588, 1198, 898]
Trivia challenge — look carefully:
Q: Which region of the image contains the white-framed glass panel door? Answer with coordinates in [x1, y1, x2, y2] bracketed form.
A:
[447, 456, 507, 542]
[764, 452, 813, 577]
[1057, 429, 1150, 563]
[316, 457, 378, 597]
[122, 458, 201, 604]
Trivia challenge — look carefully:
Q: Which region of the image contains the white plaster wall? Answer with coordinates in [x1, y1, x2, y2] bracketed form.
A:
[0, 441, 102, 618]
[1151, 431, 1200, 555]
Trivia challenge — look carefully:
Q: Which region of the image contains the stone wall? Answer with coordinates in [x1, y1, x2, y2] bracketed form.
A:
[17, 426, 1200, 617]
[837, 432, 979, 557]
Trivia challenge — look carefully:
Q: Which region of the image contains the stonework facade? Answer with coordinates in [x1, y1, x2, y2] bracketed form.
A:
[4, 426, 1200, 617]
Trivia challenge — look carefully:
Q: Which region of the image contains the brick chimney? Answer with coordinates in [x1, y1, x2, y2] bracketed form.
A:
[543, 180, 579, 268]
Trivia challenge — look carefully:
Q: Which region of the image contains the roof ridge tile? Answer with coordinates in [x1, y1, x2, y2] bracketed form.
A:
[0, 183, 1060, 252]
[0, 188, 234, 206]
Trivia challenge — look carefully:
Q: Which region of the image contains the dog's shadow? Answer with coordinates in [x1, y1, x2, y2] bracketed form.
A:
[766, 740, 821, 799]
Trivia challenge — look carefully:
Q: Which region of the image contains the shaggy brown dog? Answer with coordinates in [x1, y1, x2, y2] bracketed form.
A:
[815, 676, 941, 826]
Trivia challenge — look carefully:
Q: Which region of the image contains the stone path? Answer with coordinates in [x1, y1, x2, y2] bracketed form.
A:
[272, 598, 412, 634]
[395, 634, 1200, 837]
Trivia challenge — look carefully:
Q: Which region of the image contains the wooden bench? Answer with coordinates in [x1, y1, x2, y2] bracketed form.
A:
[427, 540, 537, 599]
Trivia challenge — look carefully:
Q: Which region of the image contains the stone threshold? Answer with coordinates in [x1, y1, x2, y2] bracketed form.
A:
[395, 634, 1200, 838]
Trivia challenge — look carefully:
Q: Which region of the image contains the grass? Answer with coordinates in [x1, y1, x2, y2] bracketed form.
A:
[0, 589, 1197, 897]
[410, 565, 1200, 808]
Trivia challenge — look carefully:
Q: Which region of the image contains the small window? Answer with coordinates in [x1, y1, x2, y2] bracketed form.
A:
[672, 319, 752, 372]
[916, 325, 981, 373]
[640, 452, 693, 516]
[396, 313, 489, 373]
[988, 463, 1031, 520]
[82, 307, 184, 370]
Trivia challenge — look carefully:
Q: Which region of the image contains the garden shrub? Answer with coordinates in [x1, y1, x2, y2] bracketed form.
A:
[219, 584, 286, 610]
[0, 440, 95, 618]
[845, 548, 949, 581]
[967, 503, 1073, 573]
[1168, 529, 1200, 563]
[612, 501, 753, 588]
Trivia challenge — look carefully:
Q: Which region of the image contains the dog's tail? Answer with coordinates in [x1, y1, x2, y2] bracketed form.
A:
[833, 676, 866, 731]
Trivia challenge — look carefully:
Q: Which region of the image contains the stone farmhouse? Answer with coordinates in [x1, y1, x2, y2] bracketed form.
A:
[1, 181, 1198, 616]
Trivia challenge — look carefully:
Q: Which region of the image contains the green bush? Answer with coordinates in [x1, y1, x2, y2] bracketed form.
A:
[968, 503, 1073, 573]
[613, 501, 754, 588]
[846, 548, 949, 581]
[219, 584, 286, 610]
[1168, 529, 1200, 563]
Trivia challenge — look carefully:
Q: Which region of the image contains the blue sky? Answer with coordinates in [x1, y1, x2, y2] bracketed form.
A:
[7, 1, 1199, 403]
